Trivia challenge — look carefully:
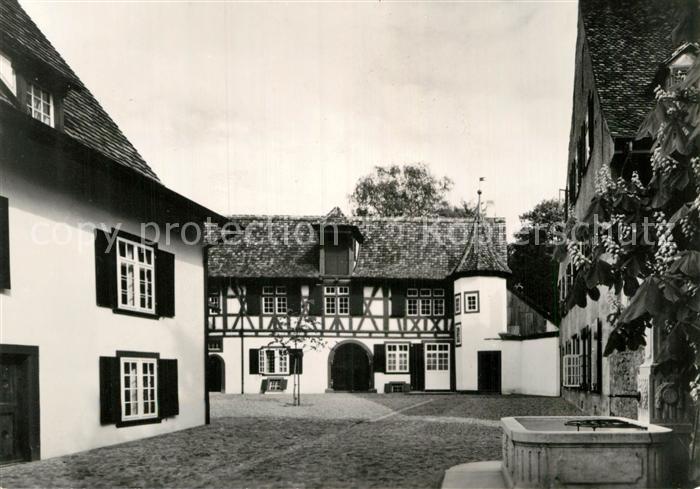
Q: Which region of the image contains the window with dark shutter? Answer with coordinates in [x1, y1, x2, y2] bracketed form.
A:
[156, 250, 175, 318]
[249, 348, 260, 374]
[0, 196, 9, 290]
[289, 349, 303, 374]
[287, 286, 301, 315]
[99, 356, 120, 424]
[158, 359, 179, 418]
[350, 284, 364, 316]
[95, 229, 117, 308]
[308, 285, 323, 316]
[246, 284, 261, 315]
[373, 344, 385, 373]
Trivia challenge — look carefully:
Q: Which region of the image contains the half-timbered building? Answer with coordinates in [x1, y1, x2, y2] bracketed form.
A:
[0, 0, 220, 463]
[207, 208, 559, 395]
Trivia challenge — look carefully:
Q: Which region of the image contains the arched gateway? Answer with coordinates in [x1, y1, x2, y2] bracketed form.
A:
[329, 341, 373, 392]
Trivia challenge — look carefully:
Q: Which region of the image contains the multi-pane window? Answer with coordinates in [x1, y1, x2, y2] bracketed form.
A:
[454, 294, 461, 314]
[117, 237, 155, 314]
[563, 336, 582, 387]
[26, 83, 53, 126]
[406, 288, 445, 317]
[267, 378, 284, 392]
[262, 286, 287, 315]
[425, 343, 449, 371]
[120, 357, 158, 421]
[464, 292, 479, 313]
[324, 286, 349, 315]
[455, 324, 462, 346]
[669, 67, 689, 87]
[386, 343, 409, 373]
[208, 338, 223, 352]
[259, 348, 289, 375]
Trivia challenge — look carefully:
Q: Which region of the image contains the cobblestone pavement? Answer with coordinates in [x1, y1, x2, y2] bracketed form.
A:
[0, 394, 577, 488]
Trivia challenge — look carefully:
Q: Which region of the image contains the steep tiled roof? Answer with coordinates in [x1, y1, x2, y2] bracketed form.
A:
[580, 0, 680, 137]
[0, 0, 159, 181]
[209, 214, 509, 280]
[452, 220, 510, 276]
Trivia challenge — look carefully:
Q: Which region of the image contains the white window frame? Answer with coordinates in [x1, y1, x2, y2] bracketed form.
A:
[324, 285, 349, 316]
[406, 288, 446, 317]
[117, 237, 156, 314]
[26, 82, 54, 127]
[407, 297, 419, 317]
[259, 348, 289, 375]
[433, 298, 445, 316]
[425, 343, 450, 371]
[267, 378, 285, 392]
[454, 293, 461, 314]
[464, 291, 479, 313]
[563, 354, 582, 388]
[120, 357, 158, 422]
[261, 285, 287, 315]
[420, 298, 432, 316]
[385, 343, 409, 373]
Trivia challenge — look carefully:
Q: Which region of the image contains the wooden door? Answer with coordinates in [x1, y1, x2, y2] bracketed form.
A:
[207, 355, 224, 393]
[331, 343, 370, 391]
[424, 343, 450, 390]
[477, 351, 501, 393]
[0, 354, 28, 464]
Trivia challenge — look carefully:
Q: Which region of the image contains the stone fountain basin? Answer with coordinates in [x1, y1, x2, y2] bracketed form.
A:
[501, 416, 672, 488]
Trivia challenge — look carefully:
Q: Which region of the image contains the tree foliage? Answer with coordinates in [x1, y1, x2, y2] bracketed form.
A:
[508, 199, 564, 320]
[269, 299, 326, 406]
[556, 51, 700, 398]
[349, 163, 475, 217]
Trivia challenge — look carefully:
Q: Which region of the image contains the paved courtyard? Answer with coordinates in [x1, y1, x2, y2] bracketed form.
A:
[0, 394, 577, 488]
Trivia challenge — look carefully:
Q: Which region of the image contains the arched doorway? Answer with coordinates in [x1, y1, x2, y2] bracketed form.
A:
[207, 355, 225, 392]
[329, 342, 372, 392]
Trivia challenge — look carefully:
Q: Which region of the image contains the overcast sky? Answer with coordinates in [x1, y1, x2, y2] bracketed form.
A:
[21, 0, 577, 236]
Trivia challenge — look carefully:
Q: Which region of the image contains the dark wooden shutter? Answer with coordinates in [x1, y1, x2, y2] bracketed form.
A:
[410, 344, 424, 391]
[373, 344, 385, 373]
[249, 348, 260, 374]
[290, 349, 303, 374]
[350, 283, 364, 316]
[280, 378, 288, 391]
[260, 379, 269, 393]
[158, 359, 179, 418]
[0, 196, 9, 290]
[308, 285, 323, 316]
[287, 285, 301, 315]
[156, 250, 175, 317]
[390, 286, 405, 317]
[246, 283, 261, 315]
[94, 229, 116, 308]
[99, 356, 120, 424]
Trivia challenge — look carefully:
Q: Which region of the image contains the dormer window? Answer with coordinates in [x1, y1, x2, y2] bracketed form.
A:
[26, 82, 53, 127]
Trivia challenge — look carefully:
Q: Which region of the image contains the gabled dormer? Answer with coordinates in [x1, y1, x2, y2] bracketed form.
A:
[313, 207, 363, 277]
[649, 42, 699, 91]
[0, 49, 69, 129]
